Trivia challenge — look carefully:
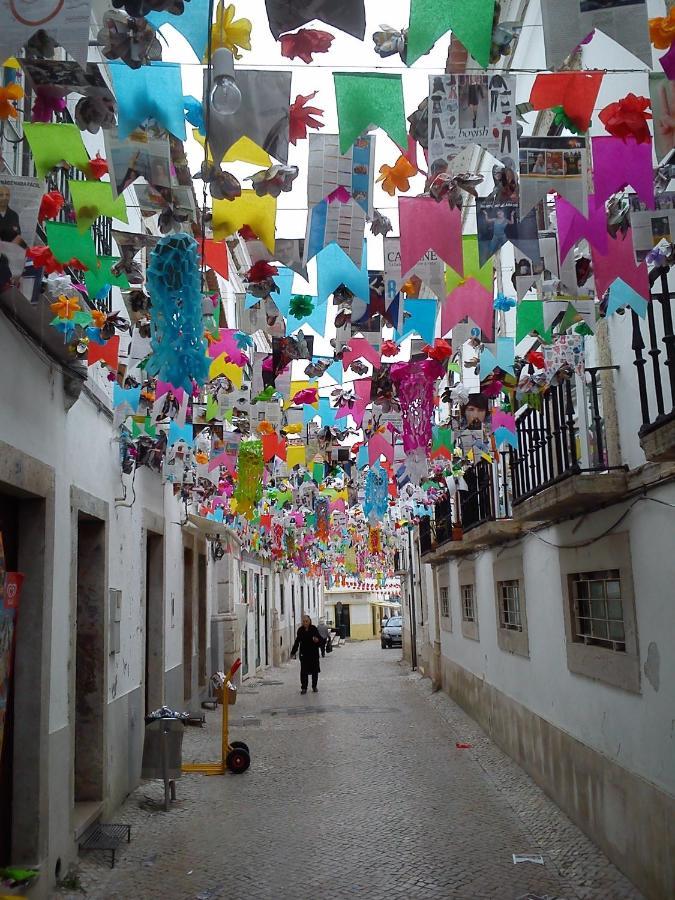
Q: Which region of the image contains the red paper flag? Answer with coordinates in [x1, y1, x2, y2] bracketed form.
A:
[529, 71, 604, 132]
[87, 335, 119, 370]
[203, 239, 229, 279]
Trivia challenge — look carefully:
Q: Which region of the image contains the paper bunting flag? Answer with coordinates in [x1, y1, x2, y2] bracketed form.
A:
[591, 136, 654, 209]
[650, 74, 675, 163]
[307, 134, 375, 217]
[368, 432, 394, 466]
[262, 432, 286, 462]
[396, 299, 437, 345]
[399, 197, 463, 276]
[516, 301, 553, 344]
[555, 194, 608, 262]
[316, 242, 369, 304]
[286, 445, 306, 469]
[265, 0, 366, 40]
[606, 279, 648, 318]
[285, 298, 327, 336]
[110, 63, 186, 140]
[205, 69, 292, 166]
[147, 0, 210, 60]
[540, 0, 652, 70]
[203, 239, 229, 279]
[207, 329, 248, 363]
[442, 236, 494, 338]
[304, 197, 366, 267]
[315, 396, 337, 427]
[84, 256, 130, 299]
[493, 426, 518, 450]
[23, 124, 89, 179]
[591, 230, 649, 302]
[492, 410, 517, 449]
[46, 222, 99, 272]
[518, 136, 588, 217]
[333, 73, 407, 154]
[68, 181, 128, 233]
[194, 132, 273, 167]
[431, 427, 454, 460]
[406, 0, 495, 68]
[88, 335, 119, 369]
[0, 0, 90, 67]
[209, 356, 244, 385]
[113, 384, 141, 412]
[543, 299, 571, 331]
[383, 236, 446, 302]
[335, 378, 372, 427]
[168, 422, 194, 446]
[342, 337, 381, 371]
[529, 72, 603, 132]
[480, 338, 515, 377]
[213, 191, 277, 252]
[286, 380, 318, 409]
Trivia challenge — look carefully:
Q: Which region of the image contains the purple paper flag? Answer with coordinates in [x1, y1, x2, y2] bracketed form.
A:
[399, 196, 463, 276]
[555, 194, 608, 261]
[591, 136, 654, 209]
[441, 279, 494, 340]
[591, 230, 649, 300]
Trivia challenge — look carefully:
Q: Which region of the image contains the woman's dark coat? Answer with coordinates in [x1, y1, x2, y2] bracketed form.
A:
[291, 625, 325, 674]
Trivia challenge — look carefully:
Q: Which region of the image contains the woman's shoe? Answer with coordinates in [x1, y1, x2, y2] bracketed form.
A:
[312, 687, 318, 692]
[301, 688, 307, 694]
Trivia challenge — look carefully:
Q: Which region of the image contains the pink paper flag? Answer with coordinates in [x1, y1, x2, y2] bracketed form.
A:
[491, 410, 516, 432]
[368, 432, 394, 465]
[155, 380, 186, 405]
[555, 193, 608, 261]
[591, 136, 654, 209]
[336, 377, 372, 427]
[591, 230, 649, 300]
[342, 337, 381, 371]
[399, 196, 463, 276]
[441, 279, 494, 340]
[660, 43, 675, 80]
[208, 451, 237, 474]
[207, 328, 249, 364]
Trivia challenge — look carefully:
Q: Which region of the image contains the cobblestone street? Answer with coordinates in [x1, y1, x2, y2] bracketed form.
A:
[57, 641, 643, 900]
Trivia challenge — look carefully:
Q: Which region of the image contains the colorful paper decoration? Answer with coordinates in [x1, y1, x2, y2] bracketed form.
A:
[516, 301, 553, 344]
[363, 461, 389, 524]
[88, 335, 120, 369]
[606, 279, 648, 318]
[212, 191, 277, 252]
[84, 256, 130, 298]
[45, 222, 99, 272]
[207, 2, 252, 59]
[342, 338, 381, 371]
[406, 0, 495, 68]
[591, 231, 649, 302]
[110, 62, 186, 140]
[203, 239, 229, 278]
[148, 0, 210, 61]
[206, 70, 292, 166]
[23, 123, 90, 179]
[377, 156, 417, 196]
[335, 378, 372, 427]
[442, 236, 494, 339]
[289, 92, 325, 145]
[555, 194, 608, 262]
[145, 233, 210, 391]
[598, 94, 653, 144]
[396, 299, 437, 345]
[280, 28, 334, 63]
[234, 440, 264, 519]
[492, 409, 518, 450]
[68, 181, 128, 233]
[0, 0, 90, 67]
[316, 242, 369, 304]
[333, 73, 407, 154]
[265, 0, 366, 40]
[399, 197, 463, 276]
[529, 72, 603, 133]
[480, 338, 515, 377]
[591, 136, 655, 209]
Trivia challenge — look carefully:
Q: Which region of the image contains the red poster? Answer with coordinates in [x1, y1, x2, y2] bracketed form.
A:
[4, 572, 24, 610]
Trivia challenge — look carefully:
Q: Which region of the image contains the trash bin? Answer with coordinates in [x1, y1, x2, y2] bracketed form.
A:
[141, 718, 185, 810]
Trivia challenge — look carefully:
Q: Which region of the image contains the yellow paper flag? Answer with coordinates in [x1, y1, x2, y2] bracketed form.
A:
[285, 379, 318, 409]
[286, 444, 306, 468]
[208, 355, 244, 386]
[192, 131, 271, 167]
[212, 190, 276, 251]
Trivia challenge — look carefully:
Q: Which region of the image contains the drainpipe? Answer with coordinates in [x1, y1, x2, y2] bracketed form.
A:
[431, 565, 442, 691]
[407, 528, 418, 671]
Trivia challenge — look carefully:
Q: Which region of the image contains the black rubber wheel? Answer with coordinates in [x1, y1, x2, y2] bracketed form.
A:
[381, 641, 387, 649]
[226, 747, 250, 774]
[229, 740, 250, 754]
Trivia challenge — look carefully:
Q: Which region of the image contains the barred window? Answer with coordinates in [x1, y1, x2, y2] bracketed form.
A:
[498, 580, 522, 632]
[571, 570, 625, 652]
[440, 586, 449, 618]
[461, 584, 476, 622]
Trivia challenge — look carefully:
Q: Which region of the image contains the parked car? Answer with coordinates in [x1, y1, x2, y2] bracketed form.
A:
[381, 615, 402, 649]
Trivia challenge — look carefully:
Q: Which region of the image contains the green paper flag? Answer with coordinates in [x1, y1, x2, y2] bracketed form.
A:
[407, 0, 496, 68]
[84, 256, 130, 299]
[68, 181, 128, 233]
[333, 72, 407, 153]
[516, 301, 553, 344]
[206, 395, 219, 421]
[45, 222, 99, 272]
[23, 123, 90, 179]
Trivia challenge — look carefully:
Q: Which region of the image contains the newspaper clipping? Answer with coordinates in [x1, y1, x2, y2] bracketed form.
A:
[427, 73, 517, 176]
[105, 128, 173, 199]
[476, 198, 540, 268]
[518, 136, 587, 215]
[0, 174, 43, 278]
[629, 191, 675, 262]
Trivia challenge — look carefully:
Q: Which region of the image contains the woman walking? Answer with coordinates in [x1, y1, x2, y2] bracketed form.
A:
[291, 614, 325, 694]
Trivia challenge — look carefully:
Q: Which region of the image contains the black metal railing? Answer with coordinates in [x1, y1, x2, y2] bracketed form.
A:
[419, 515, 432, 555]
[632, 269, 675, 437]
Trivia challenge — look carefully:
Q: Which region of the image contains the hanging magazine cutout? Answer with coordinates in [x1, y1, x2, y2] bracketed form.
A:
[518, 136, 588, 216]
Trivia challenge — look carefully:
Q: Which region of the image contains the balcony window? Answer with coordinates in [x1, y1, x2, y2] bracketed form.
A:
[498, 580, 522, 632]
[461, 584, 476, 622]
[440, 586, 449, 618]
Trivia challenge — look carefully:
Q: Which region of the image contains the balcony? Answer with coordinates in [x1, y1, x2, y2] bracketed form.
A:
[420, 457, 522, 563]
[510, 379, 627, 522]
[633, 270, 675, 462]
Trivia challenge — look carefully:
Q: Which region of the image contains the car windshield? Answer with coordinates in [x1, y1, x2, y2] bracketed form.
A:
[386, 618, 402, 627]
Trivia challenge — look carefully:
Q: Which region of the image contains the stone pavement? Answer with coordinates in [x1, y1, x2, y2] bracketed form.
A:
[55, 641, 643, 900]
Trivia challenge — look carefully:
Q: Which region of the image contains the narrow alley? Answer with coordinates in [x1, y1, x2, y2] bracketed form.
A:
[58, 642, 642, 900]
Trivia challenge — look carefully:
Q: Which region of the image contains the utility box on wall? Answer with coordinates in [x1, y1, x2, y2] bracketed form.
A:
[109, 588, 122, 654]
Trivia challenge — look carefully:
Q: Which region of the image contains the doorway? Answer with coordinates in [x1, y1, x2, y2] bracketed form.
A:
[0, 495, 19, 864]
[336, 603, 351, 638]
[254, 573, 261, 669]
[197, 554, 207, 688]
[263, 574, 269, 666]
[183, 547, 194, 703]
[144, 532, 164, 715]
[74, 515, 106, 808]
[241, 571, 248, 676]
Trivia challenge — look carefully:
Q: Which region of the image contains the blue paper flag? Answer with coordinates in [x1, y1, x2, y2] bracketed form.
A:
[109, 63, 186, 140]
[606, 278, 648, 318]
[168, 421, 194, 446]
[356, 444, 369, 469]
[148, 0, 210, 61]
[286, 299, 328, 336]
[480, 337, 515, 376]
[395, 298, 437, 345]
[246, 266, 294, 310]
[324, 359, 344, 384]
[316, 243, 369, 305]
[113, 384, 141, 411]
[493, 426, 518, 450]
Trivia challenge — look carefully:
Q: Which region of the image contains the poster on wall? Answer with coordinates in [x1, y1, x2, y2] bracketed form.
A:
[0, 174, 43, 278]
[0, 0, 91, 65]
[427, 73, 517, 176]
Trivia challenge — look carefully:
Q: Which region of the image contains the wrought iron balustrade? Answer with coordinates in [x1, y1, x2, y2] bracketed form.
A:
[632, 269, 675, 438]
